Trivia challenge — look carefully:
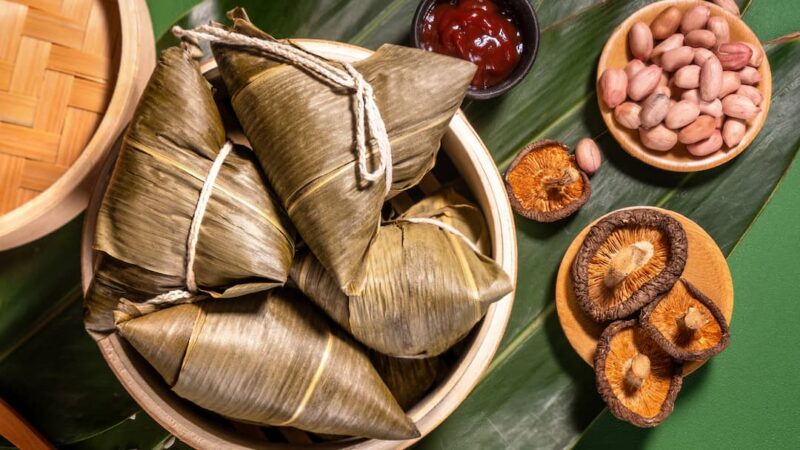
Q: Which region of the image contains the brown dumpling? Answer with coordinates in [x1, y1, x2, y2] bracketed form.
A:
[595, 319, 683, 427]
[572, 208, 688, 322]
[640, 278, 730, 361]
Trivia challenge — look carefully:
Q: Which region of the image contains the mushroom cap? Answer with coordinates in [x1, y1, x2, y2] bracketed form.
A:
[504, 140, 591, 222]
[572, 208, 688, 322]
[640, 278, 731, 361]
[595, 319, 683, 428]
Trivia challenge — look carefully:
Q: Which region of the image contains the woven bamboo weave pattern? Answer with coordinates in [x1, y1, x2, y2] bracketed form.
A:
[0, 0, 118, 214]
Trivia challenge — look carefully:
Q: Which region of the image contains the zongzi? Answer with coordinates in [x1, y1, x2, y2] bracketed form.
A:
[201, 9, 476, 294]
[116, 288, 419, 440]
[85, 46, 295, 336]
[291, 191, 513, 358]
[371, 353, 445, 410]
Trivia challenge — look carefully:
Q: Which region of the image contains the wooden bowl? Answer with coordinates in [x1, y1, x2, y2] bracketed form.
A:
[597, 0, 771, 172]
[0, 0, 154, 250]
[555, 206, 733, 375]
[80, 40, 518, 449]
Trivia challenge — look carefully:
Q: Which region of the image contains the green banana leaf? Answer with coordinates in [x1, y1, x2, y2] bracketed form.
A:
[0, 0, 797, 448]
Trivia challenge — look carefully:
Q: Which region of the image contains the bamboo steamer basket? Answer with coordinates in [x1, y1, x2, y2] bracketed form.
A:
[0, 0, 155, 250]
[80, 40, 518, 449]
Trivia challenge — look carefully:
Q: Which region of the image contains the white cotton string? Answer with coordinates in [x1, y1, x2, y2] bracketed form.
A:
[171, 24, 393, 194]
[137, 141, 233, 306]
[398, 217, 483, 255]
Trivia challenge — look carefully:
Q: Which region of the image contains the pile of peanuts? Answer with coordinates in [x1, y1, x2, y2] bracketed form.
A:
[599, 4, 764, 157]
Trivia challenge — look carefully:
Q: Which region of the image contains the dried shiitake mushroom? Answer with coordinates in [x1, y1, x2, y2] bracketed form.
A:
[504, 140, 591, 222]
[572, 208, 688, 322]
[595, 319, 683, 428]
[640, 278, 730, 361]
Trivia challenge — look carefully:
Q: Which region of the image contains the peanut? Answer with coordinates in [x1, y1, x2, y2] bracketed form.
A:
[737, 85, 763, 106]
[575, 138, 602, 175]
[629, 22, 654, 61]
[682, 89, 700, 104]
[716, 43, 753, 71]
[665, 100, 700, 129]
[706, 16, 730, 45]
[742, 42, 764, 67]
[651, 34, 685, 65]
[738, 66, 762, 85]
[625, 59, 647, 79]
[674, 65, 701, 89]
[660, 46, 695, 72]
[640, 125, 678, 151]
[679, 115, 716, 144]
[651, 7, 683, 40]
[685, 29, 717, 48]
[614, 102, 642, 129]
[722, 94, 761, 119]
[687, 130, 723, 156]
[719, 71, 742, 98]
[640, 93, 671, 129]
[693, 48, 715, 66]
[600, 68, 628, 108]
[681, 5, 710, 33]
[722, 118, 747, 148]
[699, 98, 723, 117]
[628, 66, 663, 101]
[700, 55, 723, 101]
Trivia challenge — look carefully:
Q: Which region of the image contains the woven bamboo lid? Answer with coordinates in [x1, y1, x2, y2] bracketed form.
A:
[0, 0, 154, 250]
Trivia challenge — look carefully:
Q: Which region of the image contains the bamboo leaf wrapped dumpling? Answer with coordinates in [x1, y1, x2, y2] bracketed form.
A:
[291, 191, 513, 358]
[85, 46, 295, 336]
[208, 9, 476, 294]
[116, 289, 419, 440]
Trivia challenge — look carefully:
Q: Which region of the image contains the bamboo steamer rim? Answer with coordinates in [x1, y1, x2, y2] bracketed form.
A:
[0, 0, 156, 251]
[80, 39, 518, 449]
[555, 206, 733, 375]
[597, 0, 772, 172]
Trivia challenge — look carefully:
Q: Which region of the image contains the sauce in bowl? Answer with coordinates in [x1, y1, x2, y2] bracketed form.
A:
[420, 0, 524, 90]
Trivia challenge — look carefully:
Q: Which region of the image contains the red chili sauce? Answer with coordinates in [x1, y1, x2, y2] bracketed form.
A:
[420, 0, 523, 90]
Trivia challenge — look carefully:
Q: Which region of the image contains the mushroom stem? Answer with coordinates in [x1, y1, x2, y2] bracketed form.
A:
[604, 241, 655, 288]
[543, 168, 579, 193]
[681, 307, 706, 332]
[624, 353, 651, 390]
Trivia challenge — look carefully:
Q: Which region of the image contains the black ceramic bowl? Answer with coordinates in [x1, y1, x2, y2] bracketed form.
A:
[411, 0, 540, 100]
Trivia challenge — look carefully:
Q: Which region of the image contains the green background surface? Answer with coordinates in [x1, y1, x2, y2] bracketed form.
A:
[0, 1, 796, 449]
[144, 1, 800, 448]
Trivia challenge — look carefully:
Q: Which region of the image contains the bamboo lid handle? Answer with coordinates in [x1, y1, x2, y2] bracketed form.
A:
[0, 397, 53, 450]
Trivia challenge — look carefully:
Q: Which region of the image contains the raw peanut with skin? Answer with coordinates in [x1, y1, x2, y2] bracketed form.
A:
[674, 65, 701, 89]
[711, 0, 741, 16]
[575, 138, 602, 175]
[682, 89, 700, 104]
[742, 42, 764, 67]
[723, 118, 747, 147]
[719, 71, 742, 97]
[699, 98, 723, 117]
[722, 94, 761, 119]
[660, 46, 695, 72]
[681, 5, 711, 33]
[687, 130, 723, 156]
[679, 115, 716, 144]
[655, 84, 671, 97]
[614, 102, 642, 129]
[639, 124, 678, 151]
[685, 29, 717, 48]
[700, 56, 723, 101]
[665, 100, 700, 129]
[599, 68, 628, 108]
[651, 34, 684, 64]
[629, 22, 654, 61]
[640, 93, 671, 129]
[706, 16, 730, 45]
[737, 85, 763, 106]
[716, 43, 753, 71]
[651, 7, 683, 40]
[694, 48, 715, 66]
[625, 59, 646, 79]
[628, 65, 663, 101]
[739, 66, 762, 85]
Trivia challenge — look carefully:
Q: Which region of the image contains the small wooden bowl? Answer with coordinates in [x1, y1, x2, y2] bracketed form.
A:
[81, 40, 518, 449]
[0, 0, 154, 250]
[597, 0, 771, 172]
[555, 206, 733, 375]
